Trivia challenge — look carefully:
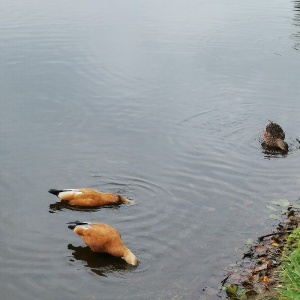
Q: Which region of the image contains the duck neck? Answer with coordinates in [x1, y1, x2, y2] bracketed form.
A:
[123, 248, 138, 266]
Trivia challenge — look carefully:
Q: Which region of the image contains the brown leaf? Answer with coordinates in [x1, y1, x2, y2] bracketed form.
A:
[248, 275, 254, 281]
[259, 276, 269, 283]
[253, 262, 268, 274]
[255, 245, 268, 255]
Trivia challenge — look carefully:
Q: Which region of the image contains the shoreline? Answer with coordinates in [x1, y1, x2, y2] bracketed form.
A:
[222, 203, 300, 299]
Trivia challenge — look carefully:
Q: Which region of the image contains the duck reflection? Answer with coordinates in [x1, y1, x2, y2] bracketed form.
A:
[68, 244, 135, 277]
[49, 201, 121, 213]
[261, 139, 300, 159]
[261, 146, 289, 159]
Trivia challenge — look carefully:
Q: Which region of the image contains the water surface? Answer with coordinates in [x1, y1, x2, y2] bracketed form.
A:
[1, 1, 300, 299]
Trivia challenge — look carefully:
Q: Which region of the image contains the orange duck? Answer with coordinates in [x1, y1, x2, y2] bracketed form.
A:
[68, 221, 138, 266]
[48, 188, 130, 206]
[261, 121, 288, 152]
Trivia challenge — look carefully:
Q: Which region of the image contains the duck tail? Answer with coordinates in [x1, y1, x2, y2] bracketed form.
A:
[48, 188, 82, 200]
[48, 189, 64, 196]
[67, 220, 90, 230]
[123, 248, 139, 266]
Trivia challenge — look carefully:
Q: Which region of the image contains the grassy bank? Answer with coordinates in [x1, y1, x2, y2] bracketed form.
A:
[224, 203, 300, 300]
[276, 227, 300, 299]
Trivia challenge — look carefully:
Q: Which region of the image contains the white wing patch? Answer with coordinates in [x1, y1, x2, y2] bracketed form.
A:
[58, 190, 83, 199]
[64, 189, 82, 193]
[77, 224, 91, 230]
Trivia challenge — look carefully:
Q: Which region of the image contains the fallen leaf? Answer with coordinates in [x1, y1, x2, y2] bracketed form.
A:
[226, 284, 247, 299]
[253, 262, 268, 273]
[271, 199, 291, 207]
[260, 276, 269, 283]
[255, 245, 267, 255]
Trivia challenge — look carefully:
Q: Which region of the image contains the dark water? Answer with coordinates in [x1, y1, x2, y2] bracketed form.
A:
[1, 1, 300, 299]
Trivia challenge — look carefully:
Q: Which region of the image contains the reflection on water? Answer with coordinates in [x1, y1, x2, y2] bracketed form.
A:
[49, 201, 122, 213]
[261, 144, 289, 159]
[261, 140, 300, 159]
[68, 244, 134, 277]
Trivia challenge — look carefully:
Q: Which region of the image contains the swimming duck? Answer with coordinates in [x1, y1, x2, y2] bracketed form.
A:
[68, 221, 139, 266]
[261, 121, 288, 151]
[48, 188, 130, 207]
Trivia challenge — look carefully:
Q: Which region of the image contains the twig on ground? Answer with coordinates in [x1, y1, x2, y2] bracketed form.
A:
[258, 231, 292, 242]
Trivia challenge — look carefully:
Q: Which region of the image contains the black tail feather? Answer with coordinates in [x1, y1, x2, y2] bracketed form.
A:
[67, 220, 88, 230]
[48, 189, 63, 196]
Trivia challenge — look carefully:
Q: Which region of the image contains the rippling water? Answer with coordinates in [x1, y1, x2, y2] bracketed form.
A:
[1, 0, 300, 299]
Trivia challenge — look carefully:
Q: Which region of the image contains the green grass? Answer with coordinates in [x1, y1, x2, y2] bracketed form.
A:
[277, 228, 300, 300]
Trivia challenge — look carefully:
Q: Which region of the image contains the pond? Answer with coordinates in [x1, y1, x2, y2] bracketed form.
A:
[0, 1, 300, 299]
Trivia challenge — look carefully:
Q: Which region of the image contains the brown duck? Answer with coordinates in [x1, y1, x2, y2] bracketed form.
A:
[68, 221, 139, 266]
[48, 188, 130, 206]
[261, 121, 288, 151]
